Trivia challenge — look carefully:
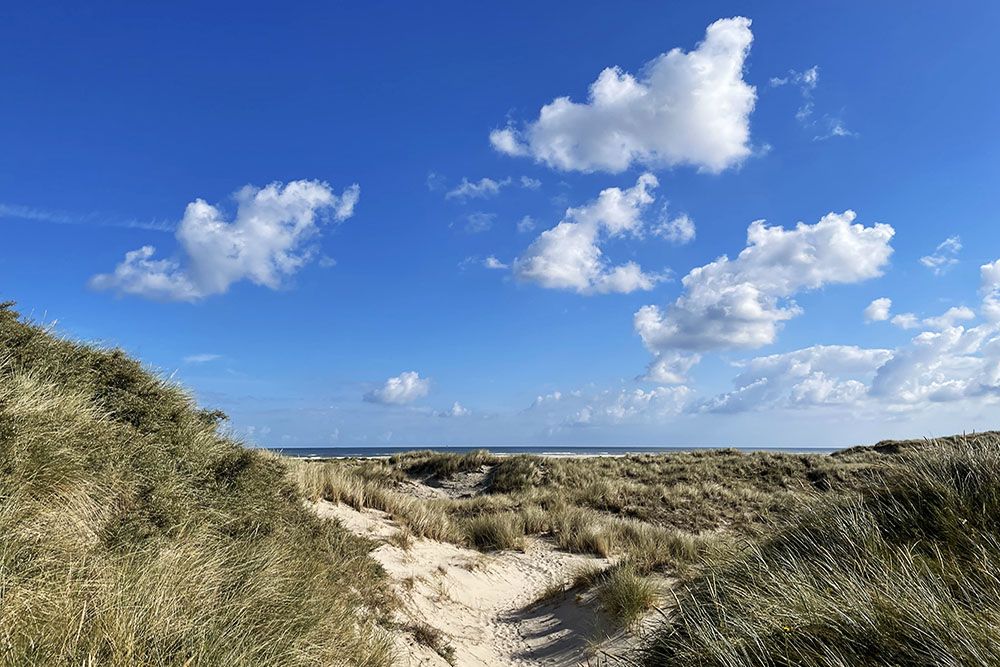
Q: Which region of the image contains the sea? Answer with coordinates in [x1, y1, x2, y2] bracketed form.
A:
[265, 445, 841, 458]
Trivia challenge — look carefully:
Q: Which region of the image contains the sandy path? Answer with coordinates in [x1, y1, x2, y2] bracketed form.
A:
[312, 500, 635, 666]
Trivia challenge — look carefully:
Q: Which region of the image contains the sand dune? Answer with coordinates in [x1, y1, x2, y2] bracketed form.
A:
[313, 501, 656, 666]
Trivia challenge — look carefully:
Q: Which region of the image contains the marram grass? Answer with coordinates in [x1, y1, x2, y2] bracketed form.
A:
[643, 435, 1000, 666]
[0, 303, 393, 666]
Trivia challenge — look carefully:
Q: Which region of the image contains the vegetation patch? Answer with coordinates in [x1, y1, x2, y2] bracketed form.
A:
[0, 303, 393, 666]
[643, 435, 1000, 666]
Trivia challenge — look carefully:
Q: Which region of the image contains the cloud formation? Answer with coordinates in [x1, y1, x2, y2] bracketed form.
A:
[438, 401, 470, 417]
[920, 236, 962, 275]
[445, 177, 510, 201]
[653, 212, 696, 245]
[707, 266, 1000, 414]
[90, 180, 358, 301]
[864, 297, 892, 322]
[636, 210, 895, 382]
[513, 173, 664, 294]
[491, 17, 756, 174]
[483, 256, 508, 270]
[364, 371, 431, 405]
[770, 66, 818, 122]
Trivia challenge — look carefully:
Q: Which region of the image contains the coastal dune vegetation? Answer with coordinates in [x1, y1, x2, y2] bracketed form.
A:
[292, 434, 1000, 664]
[0, 303, 393, 666]
[642, 434, 1000, 666]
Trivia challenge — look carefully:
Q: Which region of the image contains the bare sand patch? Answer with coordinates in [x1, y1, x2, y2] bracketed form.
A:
[312, 500, 657, 666]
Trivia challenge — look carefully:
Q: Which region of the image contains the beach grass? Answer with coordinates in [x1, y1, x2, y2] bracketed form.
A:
[642, 433, 1000, 666]
[0, 303, 393, 666]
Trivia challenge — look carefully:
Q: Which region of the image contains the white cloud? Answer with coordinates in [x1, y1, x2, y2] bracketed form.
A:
[489, 128, 528, 157]
[569, 386, 692, 426]
[701, 345, 892, 414]
[530, 390, 564, 408]
[653, 212, 696, 245]
[439, 402, 470, 418]
[484, 255, 508, 270]
[517, 215, 536, 233]
[981, 259, 1000, 321]
[642, 351, 701, 385]
[770, 66, 818, 122]
[706, 268, 1000, 414]
[520, 176, 542, 190]
[814, 119, 855, 141]
[890, 313, 919, 329]
[90, 180, 358, 301]
[426, 172, 447, 191]
[890, 306, 975, 331]
[864, 297, 892, 322]
[919, 236, 961, 275]
[869, 323, 1000, 406]
[491, 17, 756, 174]
[513, 173, 665, 294]
[771, 66, 853, 140]
[528, 386, 690, 427]
[464, 212, 496, 233]
[446, 177, 511, 201]
[183, 353, 221, 364]
[635, 211, 895, 374]
[0, 202, 172, 232]
[364, 371, 430, 406]
[923, 306, 976, 330]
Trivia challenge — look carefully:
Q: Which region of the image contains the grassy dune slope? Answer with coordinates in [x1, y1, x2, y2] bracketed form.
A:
[291, 447, 880, 574]
[0, 303, 392, 666]
[644, 434, 1000, 666]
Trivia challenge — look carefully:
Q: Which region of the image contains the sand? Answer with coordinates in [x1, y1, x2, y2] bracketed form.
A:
[312, 500, 659, 666]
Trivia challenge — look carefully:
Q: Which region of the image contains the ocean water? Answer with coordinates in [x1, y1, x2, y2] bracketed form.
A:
[264, 444, 841, 457]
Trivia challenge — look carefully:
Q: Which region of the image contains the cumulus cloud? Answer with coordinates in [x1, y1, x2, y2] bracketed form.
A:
[864, 297, 892, 322]
[653, 212, 696, 245]
[869, 323, 1000, 406]
[528, 386, 690, 427]
[572, 387, 692, 426]
[709, 266, 1000, 413]
[517, 215, 536, 233]
[438, 401, 470, 418]
[641, 351, 701, 385]
[923, 306, 976, 330]
[513, 173, 665, 294]
[483, 256, 508, 270]
[364, 371, 430, 405]
[701, 345, 892, 414]
[90, 180, 358, 301]
[520, 176, 542, 190]
[635, 210, 895, 381]
[890, 306, 975, 331]
[446, 177, 510, 201]
[491, 17, 756, 174]
[981, 259, 1000, 321]
[920, 236, 961, 275]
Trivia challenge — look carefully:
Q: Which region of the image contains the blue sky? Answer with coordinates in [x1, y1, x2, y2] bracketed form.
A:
[3, 3, 1000, 447]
